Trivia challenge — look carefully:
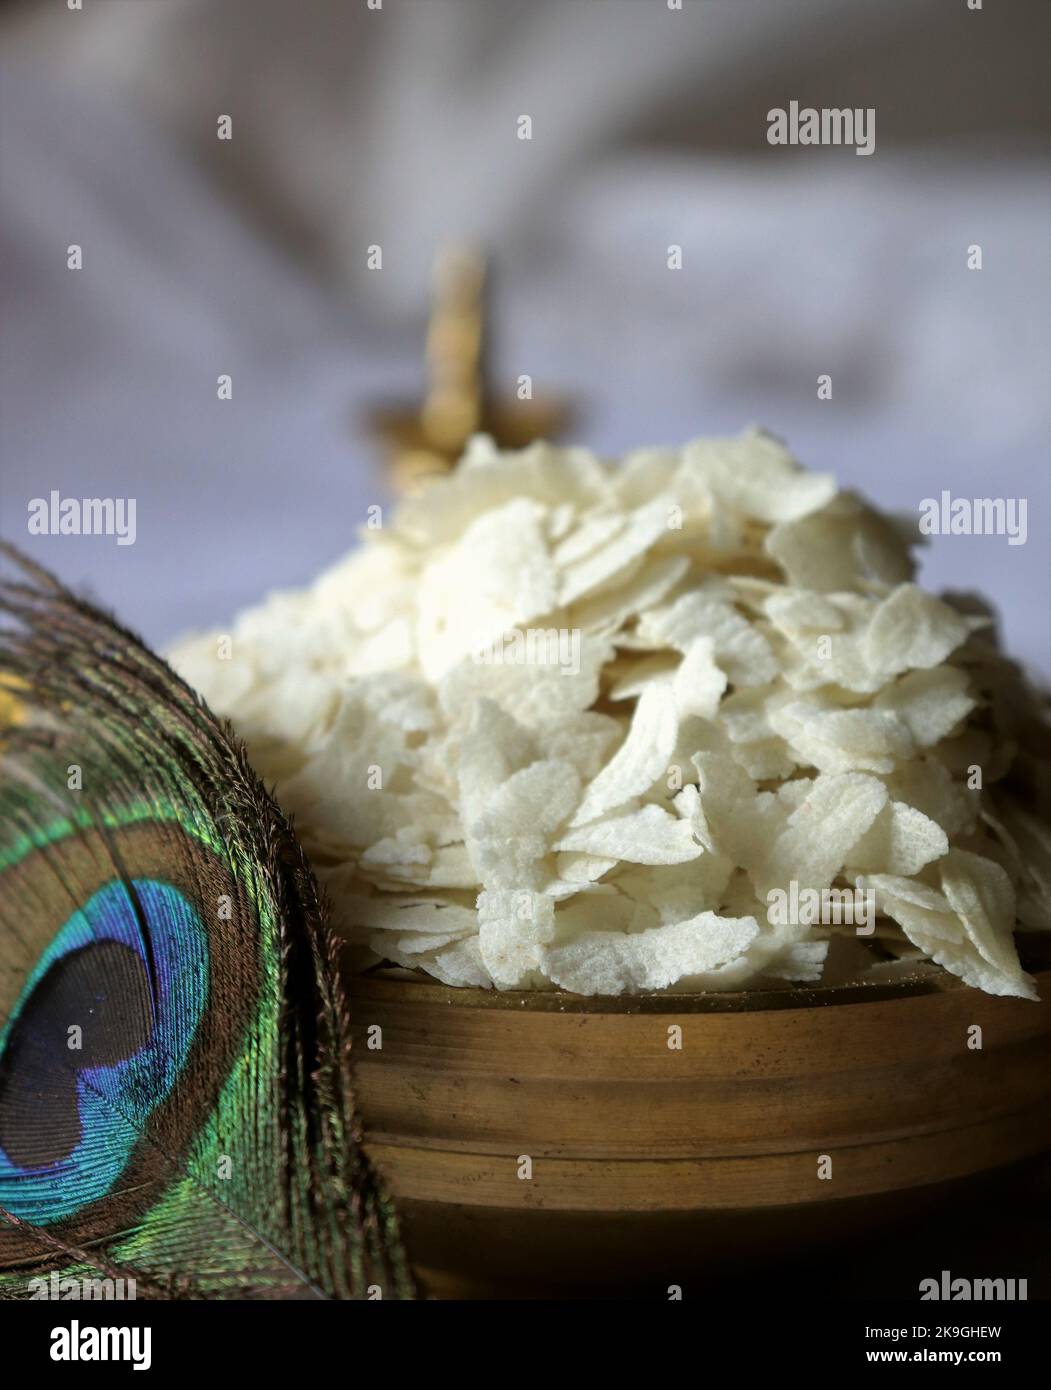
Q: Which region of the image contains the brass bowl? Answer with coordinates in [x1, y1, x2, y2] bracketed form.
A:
[349, 953, 1051, 1298]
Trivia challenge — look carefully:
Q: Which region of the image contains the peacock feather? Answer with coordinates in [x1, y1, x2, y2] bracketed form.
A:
[0, 549, 413, 1299]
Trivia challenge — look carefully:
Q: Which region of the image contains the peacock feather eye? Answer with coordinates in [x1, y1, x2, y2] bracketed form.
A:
[0, 551, 413, 1300]
[0, 878, 207, 1219]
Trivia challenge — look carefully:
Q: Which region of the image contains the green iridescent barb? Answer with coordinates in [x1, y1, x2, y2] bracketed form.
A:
[0, 548, 413, 1300]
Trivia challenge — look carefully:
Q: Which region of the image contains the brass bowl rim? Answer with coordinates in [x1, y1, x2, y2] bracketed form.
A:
[352, 958, 1051, 1015]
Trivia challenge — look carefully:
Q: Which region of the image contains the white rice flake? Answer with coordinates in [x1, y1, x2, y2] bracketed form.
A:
[168, 428, 1047, 999]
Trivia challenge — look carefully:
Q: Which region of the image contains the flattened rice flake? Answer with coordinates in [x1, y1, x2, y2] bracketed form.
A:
[168, 429, 1051, 998]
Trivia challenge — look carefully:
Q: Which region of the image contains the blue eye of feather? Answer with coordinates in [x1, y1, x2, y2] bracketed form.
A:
[0, 879, 208, 1224]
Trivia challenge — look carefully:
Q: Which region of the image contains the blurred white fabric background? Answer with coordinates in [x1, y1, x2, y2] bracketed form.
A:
[1, 0, 1048, 671]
